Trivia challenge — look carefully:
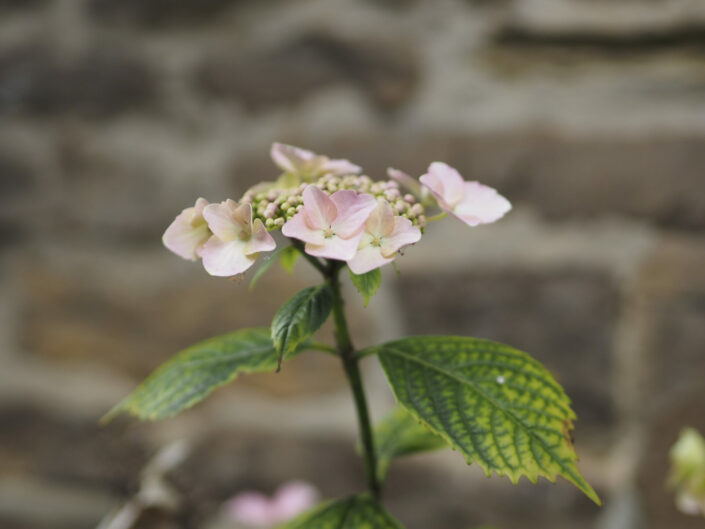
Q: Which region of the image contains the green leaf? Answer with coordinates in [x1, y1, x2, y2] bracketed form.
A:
[104, 328, 302, 421]
[271, 285, 333, 369]
[277, 495, 405, 529]
[374, 406, 448, 480]
[280, 245, 301, 273]
[368, 336, 601, 505]
[348, 267, 382, 307]
[249, 246, 287, 291]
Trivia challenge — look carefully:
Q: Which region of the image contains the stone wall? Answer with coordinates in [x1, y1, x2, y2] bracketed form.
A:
[1, 1, 705, 528]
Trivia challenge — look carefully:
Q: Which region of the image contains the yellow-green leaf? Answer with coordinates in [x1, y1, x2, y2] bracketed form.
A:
[280, 245, 301, 273]
[104, 328, 302, 421]
[277, 495, 405, 529]
[373, 406, 447, 480]
[349, 267, 382, 307]
[369, 336, 601, 505]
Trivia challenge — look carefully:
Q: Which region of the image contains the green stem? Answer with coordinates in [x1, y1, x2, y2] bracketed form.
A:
[326, 261, 381, 500]
[425, 211, 448, 223]
[290, 240, 327, 274]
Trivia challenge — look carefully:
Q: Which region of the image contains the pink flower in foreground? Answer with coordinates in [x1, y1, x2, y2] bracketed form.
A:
[282, 186, 377, 261]
[225, 481, 320, 528]
[162, 197, 211, 261]
[419, 162, 511, 226]
[200, 200, 276, 277]
[271, 142, 361, 177]
[348, 200, 421, 274]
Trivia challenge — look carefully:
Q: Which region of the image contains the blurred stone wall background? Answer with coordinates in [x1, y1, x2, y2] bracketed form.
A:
[1, 0, 705, 528]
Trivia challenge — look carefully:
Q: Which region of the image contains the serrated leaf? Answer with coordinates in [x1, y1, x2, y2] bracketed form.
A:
[249, 246, 287, 291]
[280, 245, 301, 273]
[277, 495, 405, 529]
[349, 268, 382, 307]
[271, 285, 333, 369]
[369, 336, 601, 505]
[104, 328, 301, 421]
[374, 406, 448, 480]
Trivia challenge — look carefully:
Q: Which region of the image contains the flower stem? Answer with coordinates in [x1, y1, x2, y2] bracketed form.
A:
[425, 211, 448, 223]
[326, 261, 381, 500]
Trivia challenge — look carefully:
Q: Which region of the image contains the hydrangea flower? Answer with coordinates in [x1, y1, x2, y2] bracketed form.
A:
[200, 200, 276, 277]
[162, 197, 211, 261]
[225, 481, 320, 528]
[271, 142, 361, 179]
[420, 162, 511, 227]
[162, 144, 512, 278]
[348, 200, 421, 274]
[282, 185, 377, 261]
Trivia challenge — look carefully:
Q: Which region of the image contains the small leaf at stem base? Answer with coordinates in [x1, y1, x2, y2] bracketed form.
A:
[276, 494, 406, 529]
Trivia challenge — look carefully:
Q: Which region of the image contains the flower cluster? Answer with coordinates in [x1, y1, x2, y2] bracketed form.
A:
[163, 143, 512, 277]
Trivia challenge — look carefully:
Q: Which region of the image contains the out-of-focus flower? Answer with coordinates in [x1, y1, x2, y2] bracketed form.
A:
[419, 162, 511, 227]
[669, 427, 705, 517]
[200, 200, 276, 277]
[282, 185, 377, 261]
[162, 198, 211, 260]
[271, 143, 361, 180]
[348, 200, 421, 274]
[225, 481, 320, 528]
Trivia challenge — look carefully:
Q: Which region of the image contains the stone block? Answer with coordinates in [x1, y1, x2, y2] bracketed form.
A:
[197, 32, 419, 111]
[0, 45, 156, 118]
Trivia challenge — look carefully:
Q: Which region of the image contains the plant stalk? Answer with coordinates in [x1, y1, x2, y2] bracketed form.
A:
[326, 261, 381, 500]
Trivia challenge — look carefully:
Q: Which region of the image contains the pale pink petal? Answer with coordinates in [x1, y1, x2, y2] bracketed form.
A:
[246, 219, 277, 255]
[348, 245, 393, 275]
[365, 201, 396, 238]
[162, 207, 210, 261]
[420, 162, 464, 210]
[226, 492, 275, 527]
[271, 482, 320, 522]
[302, 185, 338, 230]
[322, 158, 361, 175]
[232, 202, 253, 228]
[452, 181, 512, 226]
[306, 231, 363, 261]
[387, 168, 423, 197]
[193, 197, 209, 218]
[282, 211, 326, 246]
[200, 237, 257, 277]
[330, 191, 377, 239]
[381, 217, 421, 257]
[270, 142, 315, 173]
[203, 201, 241, 242]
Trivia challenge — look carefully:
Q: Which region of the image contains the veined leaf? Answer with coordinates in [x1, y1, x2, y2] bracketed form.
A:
[280, 245, 301, 273]
[373, 406, 448, 480]
[368, 336, 600, 505]
[349, 268, 382, 307]
[277, 495, 405, 529]
[105, 328, 301, 421]
[271, 285, 333, 369]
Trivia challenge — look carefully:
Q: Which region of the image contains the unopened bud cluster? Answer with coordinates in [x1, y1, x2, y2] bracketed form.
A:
[241, 174, 427, 231]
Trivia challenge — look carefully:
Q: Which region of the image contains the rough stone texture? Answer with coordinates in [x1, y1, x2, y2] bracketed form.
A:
[0, 46, 156, 118]
[197, 32, 419, 111]
[88, 0, 257, 28]
[1, 0, 705, 528]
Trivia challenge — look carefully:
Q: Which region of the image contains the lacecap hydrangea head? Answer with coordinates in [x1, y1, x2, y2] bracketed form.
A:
[162, 143, 511, 278]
